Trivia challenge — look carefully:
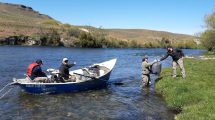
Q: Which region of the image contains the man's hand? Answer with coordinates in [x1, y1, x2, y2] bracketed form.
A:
[153, 59, 160, 63]
[153, 59, 157, 63]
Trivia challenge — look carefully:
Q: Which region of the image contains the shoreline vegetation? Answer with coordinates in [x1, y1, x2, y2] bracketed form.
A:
[0, 34, 199, 49]
[156, 56, 215, 119]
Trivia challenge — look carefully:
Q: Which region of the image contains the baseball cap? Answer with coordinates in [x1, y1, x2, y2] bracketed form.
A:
[63, 58, 68, 62]
[36, 59, 43, 65]
[142, 56, 148, 61]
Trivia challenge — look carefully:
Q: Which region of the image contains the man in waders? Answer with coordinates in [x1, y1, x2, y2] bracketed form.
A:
[160, 46, 186, 78]
[141, 56, 157, 87]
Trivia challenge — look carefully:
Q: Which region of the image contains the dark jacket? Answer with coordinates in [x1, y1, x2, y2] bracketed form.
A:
[30, 66, 47, 80]
[160, 48, 184, 61]
[59, 63, 75, 80]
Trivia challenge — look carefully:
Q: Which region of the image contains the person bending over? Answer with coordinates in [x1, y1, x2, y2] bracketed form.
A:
[160, 46, 186, 78]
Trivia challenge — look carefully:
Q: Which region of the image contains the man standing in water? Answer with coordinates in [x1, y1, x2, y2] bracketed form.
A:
[141, 56, 157, 87]
[160, 46, 186, 78]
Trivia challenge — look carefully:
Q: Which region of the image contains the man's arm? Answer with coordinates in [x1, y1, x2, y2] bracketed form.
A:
[143, 60, 157, 67]
[67, 63, 76, 68]
[38, 67, 47, 77]
[160, 54, 169, 61]
[33, 66, 47, 77]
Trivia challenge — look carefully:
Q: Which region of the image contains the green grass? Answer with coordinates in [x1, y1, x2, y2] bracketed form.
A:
[156, 58, 215, 120]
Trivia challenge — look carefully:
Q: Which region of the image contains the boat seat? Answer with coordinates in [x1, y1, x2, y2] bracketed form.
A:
[24, 74, 33, 83]
[99, 70, 105, 76]
[97, 66, 110, 74]
[82, 68, 95, 76]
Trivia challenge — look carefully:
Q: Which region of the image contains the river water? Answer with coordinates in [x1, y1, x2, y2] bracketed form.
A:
[0, 46, 205, 120]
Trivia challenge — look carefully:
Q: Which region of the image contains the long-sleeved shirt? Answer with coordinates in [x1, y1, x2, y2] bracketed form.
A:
[142, 61, 154, 75]
[160, 48, 184, 61]
[59, 63, 75, 79]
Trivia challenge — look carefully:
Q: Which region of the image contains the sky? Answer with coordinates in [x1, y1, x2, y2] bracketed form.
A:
[1, 0, 215, 35]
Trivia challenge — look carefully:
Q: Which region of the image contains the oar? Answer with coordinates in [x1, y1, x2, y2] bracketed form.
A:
[113, 82, 124, 85]
[73, 73, 99, 80]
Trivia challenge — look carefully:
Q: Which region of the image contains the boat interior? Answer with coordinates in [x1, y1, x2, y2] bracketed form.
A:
[14, 65, 111, 84]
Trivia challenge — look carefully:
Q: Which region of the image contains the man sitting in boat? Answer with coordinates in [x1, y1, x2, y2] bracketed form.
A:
[26, 59, 49, 82]
[59, 58, 76, 82]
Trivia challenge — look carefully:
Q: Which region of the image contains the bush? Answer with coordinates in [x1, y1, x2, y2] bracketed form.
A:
[201, 30, 215, 51]
[75, 32, 102, 48]
[172, 40, 198, 49]
[200, 8, 215, 51]
[37, 28, 62, 46]
[160, 37, 171, 48]
[67, 28, 81, 38]
[126, 40, 143, 48]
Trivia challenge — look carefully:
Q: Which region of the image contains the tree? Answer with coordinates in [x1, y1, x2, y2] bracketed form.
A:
[205, 10, 215, 29]
[201, 8, 215, 51]
[201, 30, 215, 51]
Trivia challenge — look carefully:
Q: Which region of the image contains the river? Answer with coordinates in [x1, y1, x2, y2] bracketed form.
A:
[0, 46, 205, 120]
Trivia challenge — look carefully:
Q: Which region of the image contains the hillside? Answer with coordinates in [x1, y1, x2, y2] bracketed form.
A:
[0, 2, 197, 48]
[105, 29, 194, 42]
[0, 2, 61, 37]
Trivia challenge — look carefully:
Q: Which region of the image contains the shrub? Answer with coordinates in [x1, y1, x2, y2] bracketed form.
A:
[200, 8, 215, 51]
[37, 28, 62, 46]
[67, 28, 81, 38]
[201, 30, 215, 51]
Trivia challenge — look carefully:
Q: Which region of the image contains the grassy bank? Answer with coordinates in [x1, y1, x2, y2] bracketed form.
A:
[203, 51, 215, 57]
[156, 58, 215, 119]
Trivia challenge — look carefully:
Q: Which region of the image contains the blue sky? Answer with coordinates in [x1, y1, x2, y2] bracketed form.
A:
[1, 0, 215, 35]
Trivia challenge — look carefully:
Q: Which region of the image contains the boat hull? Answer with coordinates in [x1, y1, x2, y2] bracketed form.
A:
[17, 71, 111, 94]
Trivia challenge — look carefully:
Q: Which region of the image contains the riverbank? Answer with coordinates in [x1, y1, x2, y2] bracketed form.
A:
[156, 58, 215, 119]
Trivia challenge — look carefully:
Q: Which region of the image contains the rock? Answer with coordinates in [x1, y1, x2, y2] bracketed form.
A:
[26, 39, 37, 45]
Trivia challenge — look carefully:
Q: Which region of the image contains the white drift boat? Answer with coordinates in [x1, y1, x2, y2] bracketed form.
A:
[12, 58, 117, 94]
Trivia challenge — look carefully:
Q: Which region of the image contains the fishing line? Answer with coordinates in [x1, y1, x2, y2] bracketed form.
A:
[0, 83, 11, 93]
[0, 88, 13, 99]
